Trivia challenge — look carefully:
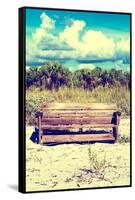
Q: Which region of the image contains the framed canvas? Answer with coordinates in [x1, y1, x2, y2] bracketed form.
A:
[19, 7, 132, 193]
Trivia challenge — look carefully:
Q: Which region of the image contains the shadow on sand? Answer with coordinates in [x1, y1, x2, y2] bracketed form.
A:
[30, 128, 114, 146]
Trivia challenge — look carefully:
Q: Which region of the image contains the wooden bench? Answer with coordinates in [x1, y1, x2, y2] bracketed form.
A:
[35, 103, 121, 144]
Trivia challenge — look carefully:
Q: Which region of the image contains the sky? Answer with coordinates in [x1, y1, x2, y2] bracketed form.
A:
[26, 8, 131, 72]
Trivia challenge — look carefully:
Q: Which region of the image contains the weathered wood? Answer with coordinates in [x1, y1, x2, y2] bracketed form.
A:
[38, 116, 42, 145]
[41, 124, 118, 130]
[41, 117, 113, 125]
[42, 103, 117, 110]
[42, 107, 116, 111]
[35, 103, 120, 144]
[41, 133, 115, 143]
[41, 110, 115, 117]
[42, 113, 113, 118]
[35, 112, 43, 145]
[113, 112, 121, 143]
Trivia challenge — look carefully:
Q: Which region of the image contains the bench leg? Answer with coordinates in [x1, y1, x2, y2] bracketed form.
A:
[113, 112, 121, 143]
[35, 112, 43, 145]
[38, 115, 42, 145]
[113, 127, 118, 143]
[39, 129, 42, 145]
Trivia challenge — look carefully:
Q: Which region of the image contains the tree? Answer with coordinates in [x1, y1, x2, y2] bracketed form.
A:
[26, 62, 130, 91]
[26, 67, 41, 88]
[100, 70, 114, 87]
[91, 67, 102, 78]
[90, 67, 103, 88]
[40, 61, 72, 90]
[73, 69, 93, 89]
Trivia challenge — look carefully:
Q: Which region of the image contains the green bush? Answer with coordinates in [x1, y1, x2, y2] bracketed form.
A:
[26, 89, 55, 124]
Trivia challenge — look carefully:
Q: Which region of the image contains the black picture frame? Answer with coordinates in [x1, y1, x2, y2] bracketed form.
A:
[19, 6, 132, 193]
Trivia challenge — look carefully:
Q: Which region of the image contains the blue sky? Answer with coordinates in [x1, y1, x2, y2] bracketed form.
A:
[26, 8, 130, 71]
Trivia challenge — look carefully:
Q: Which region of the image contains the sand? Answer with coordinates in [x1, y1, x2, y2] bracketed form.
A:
[25, 117, 130, 192]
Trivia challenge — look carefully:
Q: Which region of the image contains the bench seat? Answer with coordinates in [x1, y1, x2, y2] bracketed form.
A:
[41, 124, 118, 130]
[41, 133, 115, 143]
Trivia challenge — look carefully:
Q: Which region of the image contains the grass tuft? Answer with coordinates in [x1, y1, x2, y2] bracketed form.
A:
[88, 146, 107, 174]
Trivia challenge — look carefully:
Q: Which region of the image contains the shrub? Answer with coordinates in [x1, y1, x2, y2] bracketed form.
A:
[26, 88, 55, 124]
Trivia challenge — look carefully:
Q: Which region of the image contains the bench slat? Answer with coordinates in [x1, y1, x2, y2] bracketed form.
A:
[42, 110, 115, 116]
[41, 117, 113, 125]
[41, 133, 115, 143]
[42, 108, 116, 111]
[43, 114, 113, 118]
[42, 103, 116, 110]
[41, 124, 117, 130]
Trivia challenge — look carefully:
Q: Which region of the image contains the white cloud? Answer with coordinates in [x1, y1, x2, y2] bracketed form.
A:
[26, 12, 130, 68]
[80, 30, 115, 58]
[79, 63, 95, 70]
[32, 12, 55, 43]
[114, 60, 125, 69]
[32, 27, 46, 44]
[59, 21, 116, 59]
[59, 20, 85, 49]
[40, 12, 55, 30]
[27, 12, 56, 63]
[116, 38, 130, 54]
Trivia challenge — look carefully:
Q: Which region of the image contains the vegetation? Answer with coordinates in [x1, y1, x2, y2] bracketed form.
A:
[26, 62, 73, 90]
[118, 134, 130, 143]
[26, 61, 130, 124]
[26, 61, 130, 90]
[26, 90, 55, 124]
[88, 146, 107, 180]
[26, 86, 130, 125]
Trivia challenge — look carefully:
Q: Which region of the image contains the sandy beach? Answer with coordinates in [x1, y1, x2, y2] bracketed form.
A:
[26, 117, 130, 192]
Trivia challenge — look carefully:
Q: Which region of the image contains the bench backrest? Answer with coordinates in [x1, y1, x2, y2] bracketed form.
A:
[40, 103, 117, 126]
